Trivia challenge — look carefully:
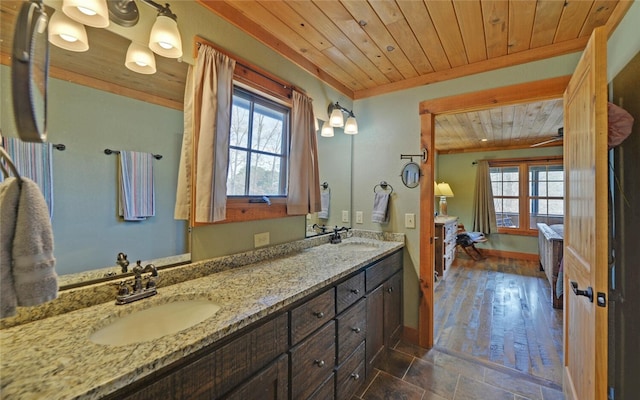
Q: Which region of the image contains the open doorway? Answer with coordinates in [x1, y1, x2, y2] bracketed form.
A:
[417, 76, 571, 383]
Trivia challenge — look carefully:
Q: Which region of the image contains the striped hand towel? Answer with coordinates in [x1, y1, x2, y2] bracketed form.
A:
[1, 136, 53, 219]
[118, 151, 155, 221]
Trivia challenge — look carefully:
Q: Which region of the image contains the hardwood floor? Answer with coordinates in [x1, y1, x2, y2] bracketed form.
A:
[434, 254, 564, 385]
[354, 254, 564, 400]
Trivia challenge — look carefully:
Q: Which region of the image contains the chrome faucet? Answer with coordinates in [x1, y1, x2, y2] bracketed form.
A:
[115, 261, 159, 305]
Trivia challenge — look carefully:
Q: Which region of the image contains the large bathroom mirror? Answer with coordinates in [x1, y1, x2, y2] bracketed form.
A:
[1, 1, 190, 287]
[306, 126, 352, 236]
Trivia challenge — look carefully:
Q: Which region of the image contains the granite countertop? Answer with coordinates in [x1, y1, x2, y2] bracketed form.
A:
[0, 235, 404, 400]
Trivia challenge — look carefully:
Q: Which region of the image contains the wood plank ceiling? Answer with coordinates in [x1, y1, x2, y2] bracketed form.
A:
[1, 1, 631, 152]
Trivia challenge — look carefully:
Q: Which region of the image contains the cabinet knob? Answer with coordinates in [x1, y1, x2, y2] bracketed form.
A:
[351, 327, 361, 333]
[350, 373, 360, 380]
[313, 311, 324, 319]
[350, 288, 360, 295]
[387, 286, 393, 293]
[314, 359, 326, 367]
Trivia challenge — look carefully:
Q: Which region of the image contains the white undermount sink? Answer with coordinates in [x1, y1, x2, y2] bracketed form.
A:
[89, 300, 221, 346]
[336, 241, 380, 252]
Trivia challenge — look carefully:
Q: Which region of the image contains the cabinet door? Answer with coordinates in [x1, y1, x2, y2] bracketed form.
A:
[290, 321, 336, 399]
[223, 355, 288, 400]
[384, 271, 403, 346]
[365, 284, 384, 377]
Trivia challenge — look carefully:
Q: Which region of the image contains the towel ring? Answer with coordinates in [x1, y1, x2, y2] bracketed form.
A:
[373, 181, 393, 194]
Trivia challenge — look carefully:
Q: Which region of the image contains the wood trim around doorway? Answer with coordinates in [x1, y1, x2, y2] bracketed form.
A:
[417, 75, 571, 349]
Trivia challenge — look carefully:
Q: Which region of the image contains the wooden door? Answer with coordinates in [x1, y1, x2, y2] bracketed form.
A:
[562, 26, 608, 400]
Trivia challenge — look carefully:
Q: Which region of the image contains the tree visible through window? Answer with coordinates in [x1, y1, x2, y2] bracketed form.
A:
[227, 87, 289, 197]
[489, 158, 564, 234]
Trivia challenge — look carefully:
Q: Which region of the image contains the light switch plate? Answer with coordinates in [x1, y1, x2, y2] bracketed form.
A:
[342, 210, 349, 223]
[405, 213, 416, 229]
[355, 211, 363, 224]
[254, 232, 270, 247]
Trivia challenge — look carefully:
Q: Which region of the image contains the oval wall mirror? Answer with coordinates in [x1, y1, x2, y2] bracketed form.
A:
[12, 0, 49, 142]
[401, 162, 421, 188]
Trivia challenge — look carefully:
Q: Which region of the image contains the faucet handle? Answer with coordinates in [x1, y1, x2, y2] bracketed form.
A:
[117, 281, 130, 296]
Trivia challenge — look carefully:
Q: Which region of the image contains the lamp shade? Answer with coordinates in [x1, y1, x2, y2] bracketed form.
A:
[62, 0, 109, 28]
[344, 116, 358, 134]
[321, 121, 334, 137]
[48, 11, 89, 52]
[149, 15, 183, 58]
[436, 182, 454, 197]
[329, 107, 344, 127]
[125, 42, 157, 74]
[434, 181, 442, 196]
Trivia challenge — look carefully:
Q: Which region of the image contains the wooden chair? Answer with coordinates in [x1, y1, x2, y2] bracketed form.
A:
[456, 224, 487, 261]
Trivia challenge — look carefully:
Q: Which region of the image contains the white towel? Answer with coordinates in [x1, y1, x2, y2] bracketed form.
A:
[318, 190, 330, 219]
[11, 178, 58, 308]
[371, 192, 390, 224]
[0, 177, 20, 318]
[119, 151, 155, 221]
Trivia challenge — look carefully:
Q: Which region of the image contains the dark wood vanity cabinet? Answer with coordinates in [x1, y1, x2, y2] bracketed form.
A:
[365, 251, 403, 377]
[109, 249, 403, 400]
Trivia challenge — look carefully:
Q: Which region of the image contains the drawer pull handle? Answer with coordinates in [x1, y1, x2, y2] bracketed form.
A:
[350, 288, 360, 295]
[313, 311, 325, 318]
[352, 327, 361, 333]
[351, 373, 360, 380]
[314, 359, 326, 367]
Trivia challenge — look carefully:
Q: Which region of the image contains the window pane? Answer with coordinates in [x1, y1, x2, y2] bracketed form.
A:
[251, 103, 284, 155]
[229, 87, 289, 197]
[548, 181, 563, 197]
[230, 97, 250, 148]
[227, 149, 247, 195]
[248, 153, 284, 195]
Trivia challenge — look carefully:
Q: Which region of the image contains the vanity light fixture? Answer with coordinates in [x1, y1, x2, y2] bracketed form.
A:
[48, 0, 183, 73]
[62, 0, 109, 28]
[48, 11, 89, 52]
[125, 41, 156, 74]
[327, 102, 358, 134]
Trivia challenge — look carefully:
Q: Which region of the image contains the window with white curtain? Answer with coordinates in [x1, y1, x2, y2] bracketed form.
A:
[227, 87, 290, 197]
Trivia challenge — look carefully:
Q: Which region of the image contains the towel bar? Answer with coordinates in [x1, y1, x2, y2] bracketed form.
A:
[104, 148, 162, 160]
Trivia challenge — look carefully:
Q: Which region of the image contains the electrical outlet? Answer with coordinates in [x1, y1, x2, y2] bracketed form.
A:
[342, 210, 349, 223]
[405, 213, 416, 229]
[355, 211, 363, 224]
[254, 232, 270, 247]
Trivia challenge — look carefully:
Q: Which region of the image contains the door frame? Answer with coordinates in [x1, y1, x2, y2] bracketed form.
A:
[417, 75, 571, 348]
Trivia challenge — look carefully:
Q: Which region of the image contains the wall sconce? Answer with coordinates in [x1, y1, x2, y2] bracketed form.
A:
[435, 182, 454, 216]
[327, 102, 358, 135]
[48, 0, 183, 74]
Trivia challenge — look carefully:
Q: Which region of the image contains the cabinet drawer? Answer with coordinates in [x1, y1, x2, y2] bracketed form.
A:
[222, 354, 288, 400]
[336, 272, 364, 314]
[365, 250, 402, 292]
[308, 373, 335, 400]
[290, 321, 336, 400]
[336, 298, 366, 365]
[336, 341, 366, 400]
[291, 288, 335, 345]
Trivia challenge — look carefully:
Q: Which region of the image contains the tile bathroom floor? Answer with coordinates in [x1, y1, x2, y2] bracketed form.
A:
[354, 255, 564, 400]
